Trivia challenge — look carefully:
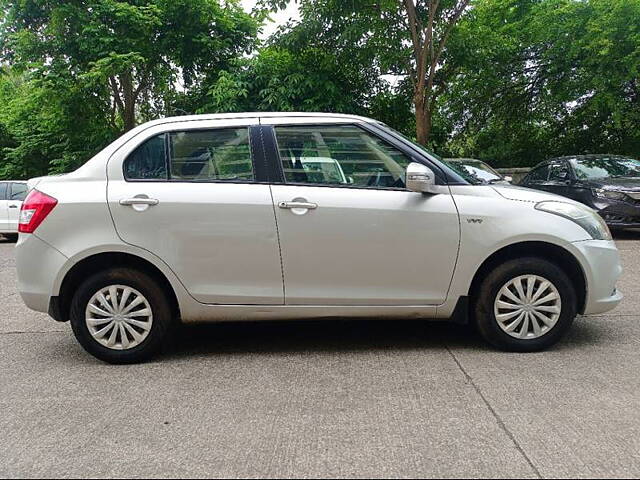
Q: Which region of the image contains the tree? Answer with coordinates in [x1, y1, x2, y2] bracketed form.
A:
[442, 0, 640, 166]
[402, 0, 472, 144]
[197, 28, 388, 116]
[0, 0, 259, 132]
[263, 0, 473, 145]
[0, 67, 116, 179]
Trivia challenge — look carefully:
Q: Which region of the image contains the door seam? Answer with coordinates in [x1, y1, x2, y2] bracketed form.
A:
[268, 184, 286, 304]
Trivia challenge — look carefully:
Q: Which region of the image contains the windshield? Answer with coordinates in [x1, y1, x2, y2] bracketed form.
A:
[570, 157, 640, 180]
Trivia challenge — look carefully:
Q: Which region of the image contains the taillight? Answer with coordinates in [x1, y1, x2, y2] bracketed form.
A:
[19, 189, 58, 234]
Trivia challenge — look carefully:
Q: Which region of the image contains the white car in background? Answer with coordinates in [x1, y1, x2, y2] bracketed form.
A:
[0, 180, 28, 242]
[14, 113, 622, 363]
[444, 158, 512, 184]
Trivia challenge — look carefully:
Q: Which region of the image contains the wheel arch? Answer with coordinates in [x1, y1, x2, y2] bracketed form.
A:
[55, 251, 181, 323]
[468, 241, 587, 314]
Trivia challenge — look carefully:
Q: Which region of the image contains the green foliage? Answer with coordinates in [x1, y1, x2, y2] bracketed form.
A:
[443, 0, 640, 167]
[0, 69, 116, 179]
[0, 0, 259, 178]
[198, 43, 380, 115]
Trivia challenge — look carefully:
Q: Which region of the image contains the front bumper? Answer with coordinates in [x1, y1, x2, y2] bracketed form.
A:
[594, 199, 640, 227]
[571, 239, 622, 315]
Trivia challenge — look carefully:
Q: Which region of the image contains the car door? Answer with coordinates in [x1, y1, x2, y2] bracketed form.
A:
[0, 182, 9, 232]
[107, 119, 284, 305]
[265, 121, 460, 306]
[7, 183, 27, 230]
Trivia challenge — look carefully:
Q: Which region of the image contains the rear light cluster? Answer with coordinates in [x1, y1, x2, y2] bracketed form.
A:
[19, 189, 58, 234]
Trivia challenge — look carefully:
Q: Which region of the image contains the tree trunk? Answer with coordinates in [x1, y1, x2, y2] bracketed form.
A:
[414, 93, 429, 146]
[120, 71, 136, 132]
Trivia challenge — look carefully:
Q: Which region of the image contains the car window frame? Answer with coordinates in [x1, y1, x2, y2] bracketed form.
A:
[122, 125, 260, 184]
[267, 123, 438, 192]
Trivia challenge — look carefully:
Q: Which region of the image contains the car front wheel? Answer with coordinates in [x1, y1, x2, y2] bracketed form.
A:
[474, 257, 578, 351]
[70, 268, 174, 363]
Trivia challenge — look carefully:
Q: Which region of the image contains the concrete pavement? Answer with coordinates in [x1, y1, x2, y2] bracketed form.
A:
[0, 234, 639, 478]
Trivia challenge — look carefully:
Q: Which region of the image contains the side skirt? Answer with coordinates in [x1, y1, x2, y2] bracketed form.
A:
[180, 304, 441, 324]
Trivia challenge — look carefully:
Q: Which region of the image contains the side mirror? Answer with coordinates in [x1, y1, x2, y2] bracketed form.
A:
[406, 162, 438, 194]
[504, 176, 513, 183]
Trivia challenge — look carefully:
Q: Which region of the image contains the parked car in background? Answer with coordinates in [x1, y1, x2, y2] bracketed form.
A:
[443, 158, 511, 184]
[0, 180, 29, 242]
[15, 113, 622, 363]
[520, 155, 640, 229]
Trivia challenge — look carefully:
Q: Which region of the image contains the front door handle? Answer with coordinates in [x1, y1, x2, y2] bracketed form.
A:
[278, 201, 318, 210]
[119, 197, 159, 206]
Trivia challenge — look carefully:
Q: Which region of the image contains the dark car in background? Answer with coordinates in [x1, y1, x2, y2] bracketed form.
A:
[443, 158, 511, 184]
[520, 155, 640, 228]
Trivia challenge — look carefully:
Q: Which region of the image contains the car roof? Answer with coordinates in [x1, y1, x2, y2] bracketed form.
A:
[139, 112, 380, 128]
[0, 180, 27, 183]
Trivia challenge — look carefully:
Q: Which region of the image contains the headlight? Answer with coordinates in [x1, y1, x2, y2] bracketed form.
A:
[593, 188, 628, 201]
[535, 201, 612, 240]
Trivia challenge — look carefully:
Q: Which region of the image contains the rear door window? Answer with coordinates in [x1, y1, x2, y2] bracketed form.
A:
[168, 128, 253, 182]
[124, 134, 168, 180]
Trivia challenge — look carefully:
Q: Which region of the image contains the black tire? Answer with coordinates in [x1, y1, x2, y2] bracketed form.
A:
[473, 257, 577, 352]
[70, 268, 174, 364]
[4, 233, 18, 242]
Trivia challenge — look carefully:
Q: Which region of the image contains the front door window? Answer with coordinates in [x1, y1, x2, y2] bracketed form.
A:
[274, 125, 412, 189]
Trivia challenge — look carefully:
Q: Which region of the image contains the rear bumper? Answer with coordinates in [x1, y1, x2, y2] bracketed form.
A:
[571, 239, 623, 315]
[16, 234, 68, 314]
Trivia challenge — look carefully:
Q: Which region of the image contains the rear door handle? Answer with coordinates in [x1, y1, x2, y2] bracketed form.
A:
[278, 201, 318, 210]
[119, 198, 159, 206]
[8, 205, 18, 209]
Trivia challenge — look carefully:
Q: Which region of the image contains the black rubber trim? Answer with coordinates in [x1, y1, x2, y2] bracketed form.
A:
[259, 125, 285, 183]
[48, 296, 67, 323]
[449, 296, 470, 324]
[249, 125, 271, 183]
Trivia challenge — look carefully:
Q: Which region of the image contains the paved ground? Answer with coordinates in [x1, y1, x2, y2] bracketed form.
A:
[0, 234, 639, 479]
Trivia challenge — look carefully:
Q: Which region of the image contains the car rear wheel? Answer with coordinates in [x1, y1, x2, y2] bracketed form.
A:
[70, 268, 174, 363]
[474, 257, 577, 351]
